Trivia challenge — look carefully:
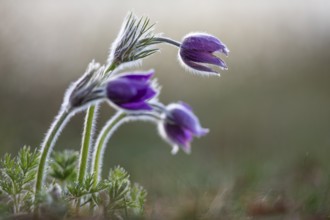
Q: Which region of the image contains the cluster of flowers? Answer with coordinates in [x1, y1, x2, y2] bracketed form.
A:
[35, 13, 229, 198]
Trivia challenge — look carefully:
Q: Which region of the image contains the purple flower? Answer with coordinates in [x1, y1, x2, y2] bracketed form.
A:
[179, 33, 229, 76]
[158, 102, 209, 154]
[106, 70, 157, 111]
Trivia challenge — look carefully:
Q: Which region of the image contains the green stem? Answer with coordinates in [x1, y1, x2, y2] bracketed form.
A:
[92, 111, 127, 186]
[35, 108, 72, 196]
[78, 105, 97, 184]
[153, 37, 181, 47]
[77, 62, 117, 186]
[77, 62, 118, 189]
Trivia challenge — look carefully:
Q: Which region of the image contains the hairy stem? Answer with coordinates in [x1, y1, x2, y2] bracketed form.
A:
[35, 108, 72, 196]
[92, 111, 127, 186]
[77, 62, 120, 191]
[78, 105, 98, 184]
[153, 37, 181, 47]
[77, 63, 118, 187]
[76, 105, 98, 213]
[91, 111, 161, 187]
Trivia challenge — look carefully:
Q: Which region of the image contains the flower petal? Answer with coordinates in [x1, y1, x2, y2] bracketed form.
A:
[164, 123, 193, 149]
[107, 79, 138, 102]
[121, 70, 154, 82]
[180, 50, 228, 69]
[139, 86, 157, 100]
[182, 33, 229, 55]
[181, 57, 218, 74]
[106, 71, 157, 111]
[168, 103, 209, 136]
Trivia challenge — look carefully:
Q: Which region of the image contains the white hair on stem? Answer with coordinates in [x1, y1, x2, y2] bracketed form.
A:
[38, 106, 76, 188]
[79, 104, 100, 175]
[91, 111, 159, 183]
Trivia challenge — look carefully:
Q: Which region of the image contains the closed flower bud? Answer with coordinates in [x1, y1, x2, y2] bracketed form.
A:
[179, 33, 229, 76]
[158, 101, 209, 154]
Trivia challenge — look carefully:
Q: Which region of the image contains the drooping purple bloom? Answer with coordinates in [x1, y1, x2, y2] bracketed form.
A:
[179, 33, 229, 76]
[106, 70, 157, 111]
[158, 102, 209, 154]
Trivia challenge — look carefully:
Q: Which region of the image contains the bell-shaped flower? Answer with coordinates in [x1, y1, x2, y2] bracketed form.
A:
[158, 101, 209, 154]
[106, 70, 157, 111]
[178, 33, 229, 76]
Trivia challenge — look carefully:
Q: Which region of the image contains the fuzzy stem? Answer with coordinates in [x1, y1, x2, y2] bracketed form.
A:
[77, 105, 98, 184]
[35, 108, 72, 196]
[153, 37, 181, 47]
[77, 63, 117, 187]
[76, 105, 98, 214]
[91, 111, 161, 187]
[92, 111, 127, 186]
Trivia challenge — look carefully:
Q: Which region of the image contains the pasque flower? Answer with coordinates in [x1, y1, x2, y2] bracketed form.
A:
[31, 12, 220, 215]
[106, 70, 157, 111]
[158, 102, 209, 154]
[178, 33, 229, 75]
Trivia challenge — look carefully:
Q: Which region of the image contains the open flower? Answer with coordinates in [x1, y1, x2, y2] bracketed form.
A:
[106, 70, 157, 111]
[178, 33, 229, 76]
[158, 101, 209, 154]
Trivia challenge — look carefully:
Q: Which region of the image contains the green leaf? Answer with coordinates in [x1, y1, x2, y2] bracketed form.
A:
[49, 150, 78, 183]
[0, 146, 40, 213]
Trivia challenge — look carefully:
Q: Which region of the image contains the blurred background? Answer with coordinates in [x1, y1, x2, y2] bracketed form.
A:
[1, 0, 330, 219]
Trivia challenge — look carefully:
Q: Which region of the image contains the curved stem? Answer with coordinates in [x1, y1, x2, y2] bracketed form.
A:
[35, 108, 72, 195]
[92, 111, 127, 186]
[153, 37, 181, 47]
[78, 105, 98, 184]
[91, 111, 162, 186]
[150, 102, 167, 114]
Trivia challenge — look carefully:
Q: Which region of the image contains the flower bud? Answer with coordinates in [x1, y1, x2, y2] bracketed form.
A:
[179, 33, 229, 76]
[158, 101, 209, 154]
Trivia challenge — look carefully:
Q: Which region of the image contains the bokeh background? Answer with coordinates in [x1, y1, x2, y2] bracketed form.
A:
[1, 0, 330, 219]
